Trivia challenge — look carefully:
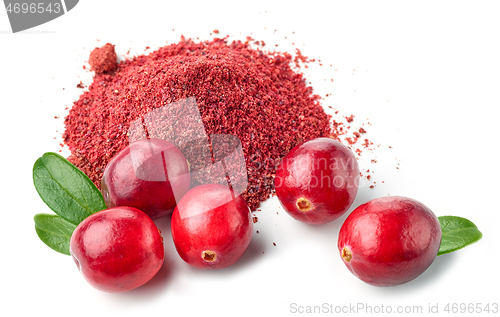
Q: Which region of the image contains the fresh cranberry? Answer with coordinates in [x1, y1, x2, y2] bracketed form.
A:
[101, 138, 191, 219]
[338, 196, 442, 287]
[274, 138, 359, 225]
[69, 206, 164, 292]
[171, 184, 253, 269]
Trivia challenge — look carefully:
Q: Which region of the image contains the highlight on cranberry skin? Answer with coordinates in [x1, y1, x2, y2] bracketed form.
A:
[101, 138, 191, 219]
[274, 138, 360, 225]
[171, 183, 253, 270]
[69, 206, 165, 293]
[337, 196, 442, 287]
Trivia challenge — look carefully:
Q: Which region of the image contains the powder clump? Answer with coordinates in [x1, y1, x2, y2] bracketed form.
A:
[89, 43, 117, 74]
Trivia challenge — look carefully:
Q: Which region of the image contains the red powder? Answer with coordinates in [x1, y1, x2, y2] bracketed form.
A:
[293, 48, 309, 67]
[64, 37, 333, 211]
[88, 43, 117, 74]
[362, 138, 372, 148]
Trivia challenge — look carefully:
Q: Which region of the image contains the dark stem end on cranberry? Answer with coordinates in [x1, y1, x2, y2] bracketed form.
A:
[296, 198, 312, 212]
[341, 247, 352, 262]
[202, 250, 217, 262]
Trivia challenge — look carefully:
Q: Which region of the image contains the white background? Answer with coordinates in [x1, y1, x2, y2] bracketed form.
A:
[1, 1, 499, 316]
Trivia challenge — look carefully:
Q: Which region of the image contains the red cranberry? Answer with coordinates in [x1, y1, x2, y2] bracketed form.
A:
[338, 196, 442, 287]
[171, 184, 253, 269]
[275, 138, 359, 225]
[101, 138, 191, 219]
[69, 207, 164, 292]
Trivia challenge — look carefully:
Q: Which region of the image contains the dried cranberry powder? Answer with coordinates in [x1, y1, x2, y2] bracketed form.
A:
[64, 37, 332, 211]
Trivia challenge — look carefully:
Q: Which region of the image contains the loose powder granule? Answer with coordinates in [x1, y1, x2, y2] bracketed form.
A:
[64, 37, 335, 211]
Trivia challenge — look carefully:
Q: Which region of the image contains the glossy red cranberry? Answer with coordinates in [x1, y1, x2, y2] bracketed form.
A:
[338, 196, 442, 287]
[69, 206, 164, 292]
[171, 184, 253, 269]
[275, 138, 359, 225]
[101, 138, 191, 219]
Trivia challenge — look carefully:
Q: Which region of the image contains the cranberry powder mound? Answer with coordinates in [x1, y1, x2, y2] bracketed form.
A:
[63, 37, 333, 211]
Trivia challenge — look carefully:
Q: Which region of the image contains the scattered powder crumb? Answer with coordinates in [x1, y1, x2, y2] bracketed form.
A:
[362, 139, 372, 148]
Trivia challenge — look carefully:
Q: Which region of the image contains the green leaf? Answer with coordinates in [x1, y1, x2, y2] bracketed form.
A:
[437, 216, 482, 256]
[34, 214, 77, 256]
[33, 152, 106, 225]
